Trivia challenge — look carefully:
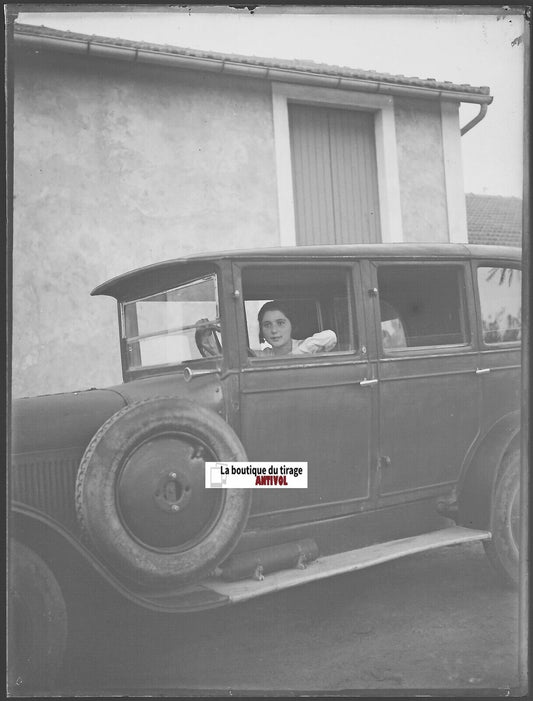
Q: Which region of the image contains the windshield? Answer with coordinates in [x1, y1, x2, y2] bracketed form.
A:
[122, 274, 221, 370]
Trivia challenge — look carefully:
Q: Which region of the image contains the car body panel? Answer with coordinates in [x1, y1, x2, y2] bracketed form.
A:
[239, 359, 374, 518]
[11, 388, 126, 454]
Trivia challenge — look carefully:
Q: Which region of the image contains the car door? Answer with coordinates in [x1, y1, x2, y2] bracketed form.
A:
[232, 259, 377, 529]
[368, 258, 481, 507]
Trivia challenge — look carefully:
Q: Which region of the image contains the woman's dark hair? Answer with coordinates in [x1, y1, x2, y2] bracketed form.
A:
[257, 300, 294, 344]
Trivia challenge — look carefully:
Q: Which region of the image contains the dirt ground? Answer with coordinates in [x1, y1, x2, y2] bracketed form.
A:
[46, 540, 524, 697]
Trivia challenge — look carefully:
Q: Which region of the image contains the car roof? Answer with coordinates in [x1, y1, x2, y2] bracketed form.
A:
[92, 243, 521, 300]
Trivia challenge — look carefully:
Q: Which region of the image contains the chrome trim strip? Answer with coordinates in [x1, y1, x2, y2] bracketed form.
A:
[240, 379, 367, 395]
[379, 349, 477, 362]
[242, 356, 363, 372]
[378, 368, 480, 382]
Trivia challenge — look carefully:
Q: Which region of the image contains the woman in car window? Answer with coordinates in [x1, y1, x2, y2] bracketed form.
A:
[256, 300, 337, 357]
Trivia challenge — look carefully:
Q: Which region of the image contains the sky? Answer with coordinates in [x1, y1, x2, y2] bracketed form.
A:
[16, 7, 526, 198]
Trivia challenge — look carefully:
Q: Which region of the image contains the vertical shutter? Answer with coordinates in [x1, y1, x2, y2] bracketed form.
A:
[288, 106, 335, 246]
[289, 103, 381, 245]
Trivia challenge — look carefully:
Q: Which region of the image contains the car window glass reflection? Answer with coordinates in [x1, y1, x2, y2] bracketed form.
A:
[123, 274, 222, 369]
[378, 265, 469, 349]
[477, 267, 521, 344]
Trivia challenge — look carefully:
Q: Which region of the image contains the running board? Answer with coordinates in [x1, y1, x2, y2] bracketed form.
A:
[203, 526, 491, 604]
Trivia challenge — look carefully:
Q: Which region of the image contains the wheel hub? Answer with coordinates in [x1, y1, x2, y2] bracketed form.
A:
[117, 433, 221, 550]
[153, 470, 192, 513]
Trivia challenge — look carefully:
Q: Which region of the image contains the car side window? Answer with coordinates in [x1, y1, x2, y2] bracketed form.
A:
[377, 264, 469, 350]
[477, 266, 521, 344]
[241, 265, 357, 359]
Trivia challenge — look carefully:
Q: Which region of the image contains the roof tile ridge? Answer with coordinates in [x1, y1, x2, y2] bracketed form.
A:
[13, 21, 490, 95]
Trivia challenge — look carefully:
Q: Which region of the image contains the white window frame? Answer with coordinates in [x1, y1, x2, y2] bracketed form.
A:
[272, 82, 403, 245]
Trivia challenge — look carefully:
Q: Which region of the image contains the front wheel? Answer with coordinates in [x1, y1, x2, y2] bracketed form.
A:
[483, 449, 521, 588]
[8, 541, 68, 692]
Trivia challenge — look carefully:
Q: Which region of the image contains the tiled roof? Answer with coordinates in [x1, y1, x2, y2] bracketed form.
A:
[13, 22, 491, 98]
[466, 194, 522, 248]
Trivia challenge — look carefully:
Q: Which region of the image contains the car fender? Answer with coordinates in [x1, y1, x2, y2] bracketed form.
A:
[456, 411, 520, 530]
[10, 505, 230, 613]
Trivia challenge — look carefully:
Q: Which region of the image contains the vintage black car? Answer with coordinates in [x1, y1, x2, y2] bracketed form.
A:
[9, 243, 522, 688]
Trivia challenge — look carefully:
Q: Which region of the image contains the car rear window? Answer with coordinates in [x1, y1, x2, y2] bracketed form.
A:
[477, 266, 521, 344]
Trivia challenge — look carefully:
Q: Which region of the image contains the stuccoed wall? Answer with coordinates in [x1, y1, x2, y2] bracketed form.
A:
[13, 50, 280, 397]
[13, 49, 459, 398]
[394, 97, 449, 242]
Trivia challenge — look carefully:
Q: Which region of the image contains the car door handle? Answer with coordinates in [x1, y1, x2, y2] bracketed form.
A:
[475, 368, 491, 375]
[360, 378, 379, 387]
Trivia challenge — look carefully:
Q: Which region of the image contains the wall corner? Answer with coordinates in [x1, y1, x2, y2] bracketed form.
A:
[441, 100, 468, 243]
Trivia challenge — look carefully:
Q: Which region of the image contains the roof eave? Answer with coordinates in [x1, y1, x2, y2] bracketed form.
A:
[13, 27, 493, 105]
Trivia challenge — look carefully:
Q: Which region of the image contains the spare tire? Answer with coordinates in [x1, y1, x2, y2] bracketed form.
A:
[75, 398, 251, 588]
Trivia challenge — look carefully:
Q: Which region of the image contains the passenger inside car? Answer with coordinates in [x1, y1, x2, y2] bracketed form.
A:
[255, 300, 337, 357]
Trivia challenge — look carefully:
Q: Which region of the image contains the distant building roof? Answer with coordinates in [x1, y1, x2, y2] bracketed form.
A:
[12, 22, 492, 104]
[466, 194, 522, 248]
